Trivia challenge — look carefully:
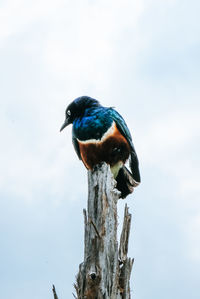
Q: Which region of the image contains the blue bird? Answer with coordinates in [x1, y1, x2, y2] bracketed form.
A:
[60, 96, 140, 198]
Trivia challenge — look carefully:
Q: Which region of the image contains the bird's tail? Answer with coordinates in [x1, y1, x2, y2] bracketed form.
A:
[129, 151, 141, 184]
[116, 165, 139, 199]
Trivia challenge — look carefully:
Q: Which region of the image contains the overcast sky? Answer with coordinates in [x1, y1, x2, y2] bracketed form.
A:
[0, 0, 200, 298]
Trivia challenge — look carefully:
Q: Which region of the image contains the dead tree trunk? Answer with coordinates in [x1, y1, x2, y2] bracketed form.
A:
[74, 163, 133, 298]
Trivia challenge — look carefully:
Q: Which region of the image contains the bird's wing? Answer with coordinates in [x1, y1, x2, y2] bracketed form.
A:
[109, 108, 141, 184]
[72, 136, 81, 160]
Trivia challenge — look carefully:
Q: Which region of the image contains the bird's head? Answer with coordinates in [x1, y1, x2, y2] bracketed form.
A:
[60, 96, 100, 132]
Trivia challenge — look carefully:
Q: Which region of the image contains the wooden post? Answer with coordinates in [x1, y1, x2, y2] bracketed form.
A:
[74, 163, 134, 298]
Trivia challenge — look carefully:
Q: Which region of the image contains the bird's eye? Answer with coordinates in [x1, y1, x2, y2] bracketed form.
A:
[67, 110, 71, 116]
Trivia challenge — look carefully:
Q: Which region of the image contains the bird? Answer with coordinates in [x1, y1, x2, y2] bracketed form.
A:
[60, 96, 140, 198]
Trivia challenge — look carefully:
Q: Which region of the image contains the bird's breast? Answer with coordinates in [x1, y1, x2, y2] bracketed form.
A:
[77, 121, 115, 144]
[77, 122, 131, 170]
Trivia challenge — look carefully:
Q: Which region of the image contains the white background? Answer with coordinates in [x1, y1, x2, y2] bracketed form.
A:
[0, 0, 199, 298]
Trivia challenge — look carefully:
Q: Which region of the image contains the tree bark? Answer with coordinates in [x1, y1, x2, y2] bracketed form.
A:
[74, 163, 133, 298]
[52, 285, 59, 299]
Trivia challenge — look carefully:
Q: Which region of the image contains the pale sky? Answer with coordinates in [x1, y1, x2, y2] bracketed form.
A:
[0, 0, 200, 298]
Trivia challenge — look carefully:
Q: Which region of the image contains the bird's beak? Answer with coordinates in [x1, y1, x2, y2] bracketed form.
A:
[60, 117, 70, 132]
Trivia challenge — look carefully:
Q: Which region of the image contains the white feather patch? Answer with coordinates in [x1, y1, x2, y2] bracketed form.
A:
[77, 121, 116, 144]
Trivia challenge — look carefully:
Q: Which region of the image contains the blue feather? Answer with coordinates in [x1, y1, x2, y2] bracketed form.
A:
[72, 107, 113, 141]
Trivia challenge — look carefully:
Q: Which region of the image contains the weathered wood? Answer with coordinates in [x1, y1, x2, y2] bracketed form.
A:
[74, 163, 133, 298]
[52, 284, 59, 299]
[119, 205, 134, 298]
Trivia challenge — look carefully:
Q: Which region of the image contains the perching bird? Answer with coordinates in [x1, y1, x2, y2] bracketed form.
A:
[60, 96, 140, 198]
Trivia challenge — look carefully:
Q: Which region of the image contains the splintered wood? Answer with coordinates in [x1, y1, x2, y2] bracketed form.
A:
[74, 163, 133, 299]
